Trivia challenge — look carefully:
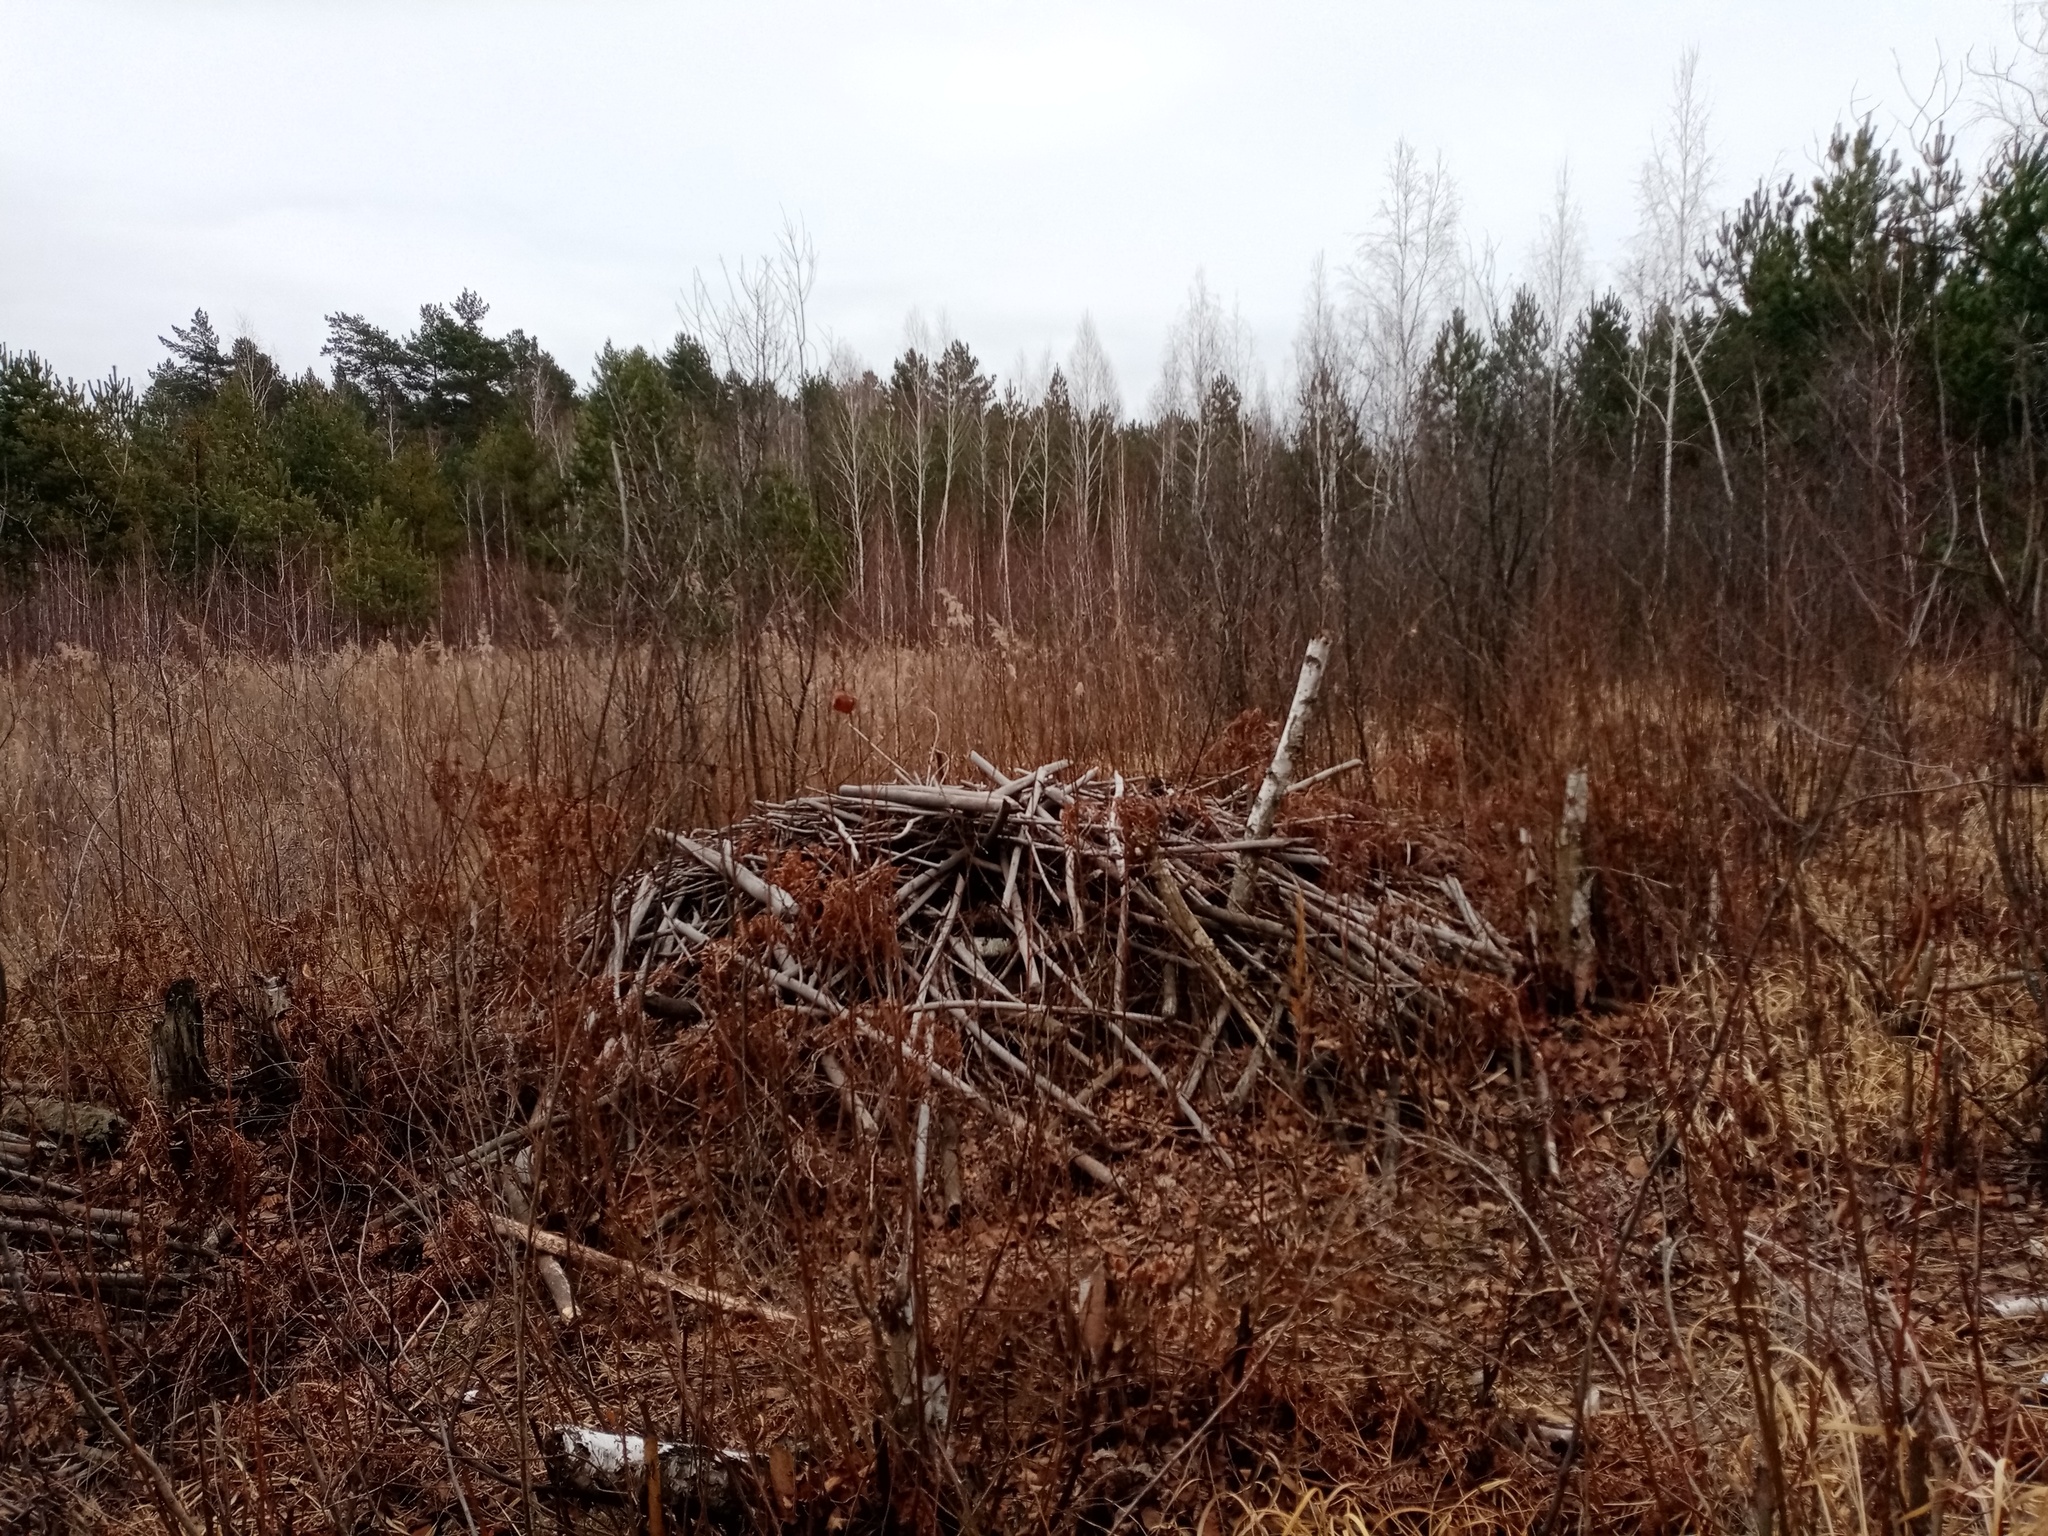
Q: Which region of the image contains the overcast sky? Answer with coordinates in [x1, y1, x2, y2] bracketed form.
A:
[0, 1, 2027, 405]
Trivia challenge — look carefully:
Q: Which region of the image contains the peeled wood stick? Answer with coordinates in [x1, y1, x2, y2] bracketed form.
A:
[1164, 838, 1312, 857]
[1176, 887, 1330, 961]
[661, 832, 798, 921]
[1229, 634, 1330, 911]
[1442, 875, 1514, 958]
[837, 784, 1007, 815]
[1003, 775, 1050, 990]
[817, 1051, 879, 1137]
[1149, 858, 1270, 1049]
[914, 872, 970, 1008]
[1400, 912, 1515, 974]
[896, 845, 971, 914]
[944, 1005, 1102, 1129]
[619, 873, 659, 993]
[948, 936, 1023, 1002]
[1097, 1016, 1233, 1169]
[1003, 839, 1041, 990]
[1283, 757, 1364, 796]
[0, 1165, 84, 1199]
[1163, 888, 1417, 999]
[849, 1015, 1117, 1188]
[444, 1112, 569, 1176]
[1279, 872, 1426, 980]
[0, 1194, 142, 1227]
[1063, 835, 1087, 936]
[1180, 1001, 1234, 1101]
[487, 1214, 794, 1324]
[502, 1171, 580, 1326]
[969, 753, 1073, 800]
[912, 997, 1174, 1025]
[1226, 1045, 1266, 1112]
[912, 1097, 934, 1204]
[530, 1254, 579, 1326]
[905, 872, 966, 1212]
[1035, 767, 1098, 810]
[667, 917, 834, 1012]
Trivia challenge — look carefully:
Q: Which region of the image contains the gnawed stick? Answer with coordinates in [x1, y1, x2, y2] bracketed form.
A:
[444, 1111, 569, 1176]
[0, 1214, 131, 1249]
[850, 1016, 1118, 1189]
[1284, 757, 1364, 797]
[944, 1006, 1102, 1129]
[1229, 633, 1330, 910]
[1098, 1016, 1233, 1169]
[0, 1193, 149, 1229]
[487, 1214, 795, 1324]
[837, 783, 1009, 815]
[502, 1165, 579, 1325]
[1180, 1000, 1234, 1101]
[1150, 858, 1270, 1049]
[818, 1051, 879, 1137]
[0, 1164, 85, 1199]
[660, 831, 799, 920]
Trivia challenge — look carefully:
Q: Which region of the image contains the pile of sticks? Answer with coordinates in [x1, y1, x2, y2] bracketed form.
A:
[0, 1130, 204, 1313]
[592, 644, 1517, 1190]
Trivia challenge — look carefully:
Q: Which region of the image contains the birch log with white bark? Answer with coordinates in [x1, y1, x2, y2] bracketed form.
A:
[1229, 635, 1331, 911]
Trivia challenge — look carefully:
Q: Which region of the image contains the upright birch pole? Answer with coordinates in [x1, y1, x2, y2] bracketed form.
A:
[1229, 634, 1333, 911]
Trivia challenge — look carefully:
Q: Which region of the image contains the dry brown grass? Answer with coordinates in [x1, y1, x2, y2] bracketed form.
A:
[2, 633, 2047, 1535]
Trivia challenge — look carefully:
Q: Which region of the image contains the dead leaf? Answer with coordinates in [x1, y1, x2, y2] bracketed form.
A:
[1078, 1258, 1110, 1369]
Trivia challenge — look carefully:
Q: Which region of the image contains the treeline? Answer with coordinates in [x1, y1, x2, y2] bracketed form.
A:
[7, 119, 2048, 726]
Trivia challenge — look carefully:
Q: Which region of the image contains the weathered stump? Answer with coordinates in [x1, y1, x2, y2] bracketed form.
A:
[152, 978, 217, 1109]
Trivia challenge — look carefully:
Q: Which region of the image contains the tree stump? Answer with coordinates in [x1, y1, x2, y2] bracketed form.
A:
[1554, 768, 1596, 1009]
[234, 973, 299, 1122]
[152, 979, 217, 1108]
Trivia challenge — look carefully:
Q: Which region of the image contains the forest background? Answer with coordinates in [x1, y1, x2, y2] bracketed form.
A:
[5, 52, 2042, 760]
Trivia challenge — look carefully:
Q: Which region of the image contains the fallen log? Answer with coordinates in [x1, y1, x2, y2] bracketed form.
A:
[544, 1424, 760, 1516]
[0, 1095, 128, 1159]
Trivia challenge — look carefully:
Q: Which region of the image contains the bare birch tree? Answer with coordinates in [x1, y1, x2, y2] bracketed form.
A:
[1348, 140, 1462, 451]
[682, 220, 817, 489]
[1631, 48, 1716, 582]
[894, 310, 938, 611]
[989, 369, 1037, 633]
[1529, 166, 1591, 480]
[931, 325, 987, 604]
[1156, 274, 1258, 570]
[822, 341, 885, 607]
[1293, 255, 1357, 625]
[1067, 314, 1123, 624]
